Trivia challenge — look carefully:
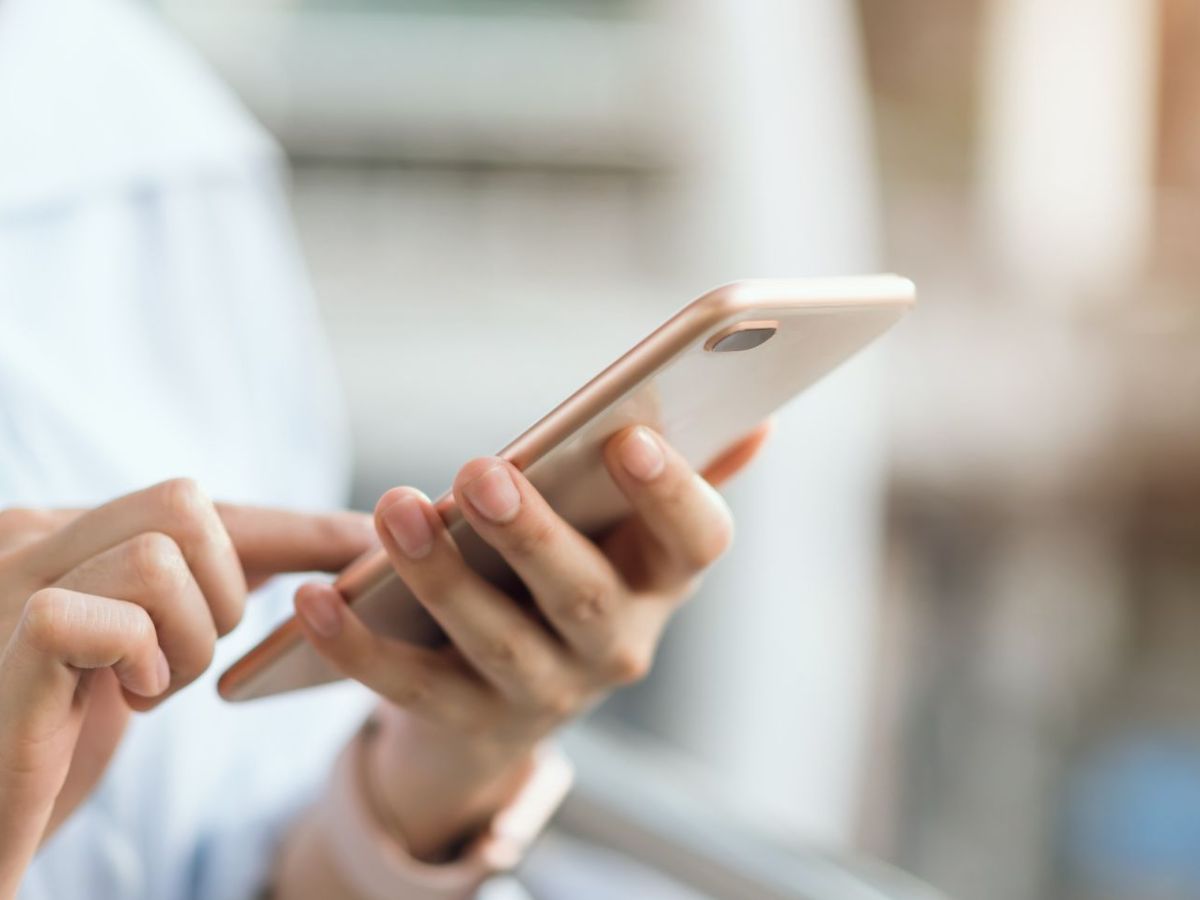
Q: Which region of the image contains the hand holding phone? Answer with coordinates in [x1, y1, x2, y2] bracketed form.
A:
[223, 274, 912, 861]
[221, 276, 915, 702]
[289, 421, 770, 858]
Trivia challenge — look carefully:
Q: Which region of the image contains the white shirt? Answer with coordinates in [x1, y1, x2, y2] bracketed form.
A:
[0, 0, 376, 897]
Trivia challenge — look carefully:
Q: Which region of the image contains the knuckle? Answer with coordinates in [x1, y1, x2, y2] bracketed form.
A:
[21, 588, 71, 651]
[153, 478, 213, 534]
[316, 513, 360, 554]
[455, 709, 497, 738]
[535, 688, 581, 721]
[414, 576, 456, 609]
[657, 472, 692, 510]
[482, 634, 521, 670]
[442, 691, 500, 735]
[604, 644, 652, 685]
[388, 671, 434, 710]
[480, 632, 552, 689]
[508, 516, 556, 559]
[127, 532, 186, 593]
[560, 581, 612, 623]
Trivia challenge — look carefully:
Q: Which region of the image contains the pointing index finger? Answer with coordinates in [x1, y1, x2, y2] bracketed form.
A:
[216, 505, 378, 585]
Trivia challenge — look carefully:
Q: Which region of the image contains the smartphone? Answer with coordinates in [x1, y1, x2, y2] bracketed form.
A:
[219, 276, 915, 701]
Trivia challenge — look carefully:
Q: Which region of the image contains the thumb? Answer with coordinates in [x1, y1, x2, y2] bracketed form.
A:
[215, 506, 378, 588]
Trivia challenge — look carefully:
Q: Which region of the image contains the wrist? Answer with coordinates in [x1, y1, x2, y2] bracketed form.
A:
[285, 719, 572, 900]
[368, 705, 538, 860]
[379, 703, 536, 775]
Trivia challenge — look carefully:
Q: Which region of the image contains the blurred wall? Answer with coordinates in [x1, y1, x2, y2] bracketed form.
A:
[858, 1, 1200, 899]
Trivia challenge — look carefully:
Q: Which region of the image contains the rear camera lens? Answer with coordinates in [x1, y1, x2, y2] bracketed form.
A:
[707, 326, 776, 352]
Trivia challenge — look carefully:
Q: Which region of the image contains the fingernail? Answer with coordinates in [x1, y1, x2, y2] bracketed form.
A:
[462, 464, 521, 524]
[298, 588, 343, 639]
[154, 648, 171, 694]
[618, 427, 665, 482]
[381, 492, 434, 559]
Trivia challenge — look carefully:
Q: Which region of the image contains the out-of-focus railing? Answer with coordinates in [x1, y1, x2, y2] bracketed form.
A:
[546, 725, 947, 900]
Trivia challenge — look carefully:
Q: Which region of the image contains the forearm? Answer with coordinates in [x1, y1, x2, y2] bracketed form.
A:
[0, 771, 59, 900]
[0, 821, 41, 900]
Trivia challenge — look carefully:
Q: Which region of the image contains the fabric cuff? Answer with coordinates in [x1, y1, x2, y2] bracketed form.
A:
[314, 725, 573, 900]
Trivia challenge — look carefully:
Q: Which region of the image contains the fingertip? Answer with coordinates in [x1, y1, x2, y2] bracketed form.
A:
[295, 583, 379, 680]
[154, 647, 170, 694]
[115, 644, 170, 702]
[453, 457, 509, 493]
[376, 488, 437, 561]
[456, 459, 523, 525]
[374, 486, 422, 519]
[610, 425, 667, 483]
[295, 582, 344, 640]
[123, 691, 154, 712]
[123, 688, 164, 713]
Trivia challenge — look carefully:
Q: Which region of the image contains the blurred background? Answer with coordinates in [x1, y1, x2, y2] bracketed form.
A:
[157, 1, 1200, 898]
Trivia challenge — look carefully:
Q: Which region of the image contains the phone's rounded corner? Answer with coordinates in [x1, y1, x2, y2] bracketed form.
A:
[692, 282, 759, 322]
[886, 273, 918, 309]
[215, 666, 242, 703]
[691, 276, 918, 321]
[335, 547, 393, 597]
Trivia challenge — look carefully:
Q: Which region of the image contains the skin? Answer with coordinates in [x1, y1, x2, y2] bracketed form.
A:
[287, 422, 770, 866]
[0, 424, 767, 898]
[0, 480, 377, 899]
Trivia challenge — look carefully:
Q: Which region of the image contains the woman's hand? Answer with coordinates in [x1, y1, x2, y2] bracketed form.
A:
[0, 481, 375, 898]
[293, 424, 769, 860]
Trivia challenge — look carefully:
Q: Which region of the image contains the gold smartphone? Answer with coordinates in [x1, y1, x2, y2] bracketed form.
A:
[219, 276, 915, 702]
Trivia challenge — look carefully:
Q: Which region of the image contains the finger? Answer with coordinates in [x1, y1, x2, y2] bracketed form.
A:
[215, 505, 377, 585]
[603, 426, 734, 586]
[54, 533, 215, 707]
[292, 582, 489, 730]
[0, 508, 79, 555]
[451, 463, 634, 674]
[27, 479, 247, 635]
[701, 420, 773, 487]
[0, 589, 164, 893]
[25, 505, 374, 581]
[0, 589, 168, 741]
[374, 488, 584, 708]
